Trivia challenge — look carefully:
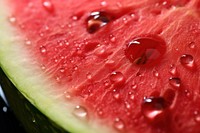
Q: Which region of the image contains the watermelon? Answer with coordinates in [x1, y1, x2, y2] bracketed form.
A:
[0, 0, 200, 133]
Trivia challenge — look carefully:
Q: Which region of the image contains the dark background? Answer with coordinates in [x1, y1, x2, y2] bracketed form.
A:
[0, 92, 26, 133]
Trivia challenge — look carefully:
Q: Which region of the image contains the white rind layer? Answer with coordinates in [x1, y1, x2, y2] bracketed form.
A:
[0, 1, 113, 133]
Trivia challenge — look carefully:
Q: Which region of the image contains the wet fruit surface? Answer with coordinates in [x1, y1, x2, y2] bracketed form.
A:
[5, 0, 200, 133]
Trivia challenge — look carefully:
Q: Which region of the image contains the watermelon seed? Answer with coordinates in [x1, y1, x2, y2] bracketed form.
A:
[180, 54, 194, 68]
[73, 105, 88, 120]
[86, 11, 112, 33]
[42, 0, 54, 13]
[141, 97, 167, 120]
[110, 72, 125, 85]
[113, 118, 125, 131]
[125, 36, 166, 66]
[169, 64, 177, 75]
[169, 77, 181, 88]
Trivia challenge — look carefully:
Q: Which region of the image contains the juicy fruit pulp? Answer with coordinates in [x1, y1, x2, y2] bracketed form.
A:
[1, 0, 200, 133]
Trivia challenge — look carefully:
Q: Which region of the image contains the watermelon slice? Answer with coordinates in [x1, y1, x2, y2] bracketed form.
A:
[0, 0, 200, 133]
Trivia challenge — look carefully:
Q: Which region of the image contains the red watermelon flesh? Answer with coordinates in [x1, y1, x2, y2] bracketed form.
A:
[2, 0, 200, 133]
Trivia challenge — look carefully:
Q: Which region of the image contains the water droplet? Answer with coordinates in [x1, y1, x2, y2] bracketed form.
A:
[194, 111, 200, 123]
[114, 118, 125, 131]
[169, 64, 177, 75]
[97, 107, 104, 116]
[184, 89, 191, 97]
[142, 97, 167, 120]
[72, 15, 78, 21]
[40, 46, 47, 54]
[87, 11, 113, 33]
[169, 77, 181, 88]
[59, 68, 65, 73]
[153, 69, 159, 77]
[131, 84, 137, 89]
[180, 54, 194, 68]
[2, 106, 7, 112]
[8, 16, 16, 24]
[125, 101, 131, 109]
[100, 1, 107, 6]
[73, 105, 88, 120]
[25, 40, 32, 45]
[86, 73, 92, 80]
[128, 92, 135, 100]
[41, 64, 46, 70]
[125, 36, 166, 65]
[32, 118, 36, 123]
[64, 91, 71, 99]
[110, 35, 116, 42]
[188, 42, 196, 49]
[113, 89, 120, 99]
[42, 0, 54, 13]
[110, 72, 125, 85]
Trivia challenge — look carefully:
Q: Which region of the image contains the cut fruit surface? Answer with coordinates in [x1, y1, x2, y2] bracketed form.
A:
[0, 0, 200, 133]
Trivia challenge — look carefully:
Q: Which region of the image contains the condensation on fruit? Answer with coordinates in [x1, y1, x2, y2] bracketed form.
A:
[40, 46, 47, 54]
[42, 0, 54, 13]
[169, 64, 177, 75]
[169, 77, 181, 88]
[194, 111, 200, 123]
[125, 36, 166, 66]
[153, 69, 159, 77]
[110, 72, 125, 85]
[8, 16, 17, 24]
[113, 118, 125, 131]
[188, 42, 196, 49]
[180, 54, 194, 68]
[73, 105, 88, 120]
[112, 89, 120, 100]
[86, 11, 112, 33]
[141, 97, 167, 120]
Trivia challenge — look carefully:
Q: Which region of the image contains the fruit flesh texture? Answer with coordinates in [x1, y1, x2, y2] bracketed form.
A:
[4, 0, 200, 133]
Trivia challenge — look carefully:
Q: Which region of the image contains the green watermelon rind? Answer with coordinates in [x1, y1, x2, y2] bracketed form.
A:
[0, 1, 113, 133]
[0, 68, 68, 133]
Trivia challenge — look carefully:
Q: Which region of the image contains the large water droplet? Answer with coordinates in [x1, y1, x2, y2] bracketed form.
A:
[73, 105, 88, 120]
[125, 36, 166, 66]
[141, 97, 167, 120]
[110, 72, 125, 85]
[169, 77, 181, 88]
[180, 54, 194, 68]
[86, 11, 113, 33]
[113, 118, 125, 131]
[42, 0, 54, 13]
